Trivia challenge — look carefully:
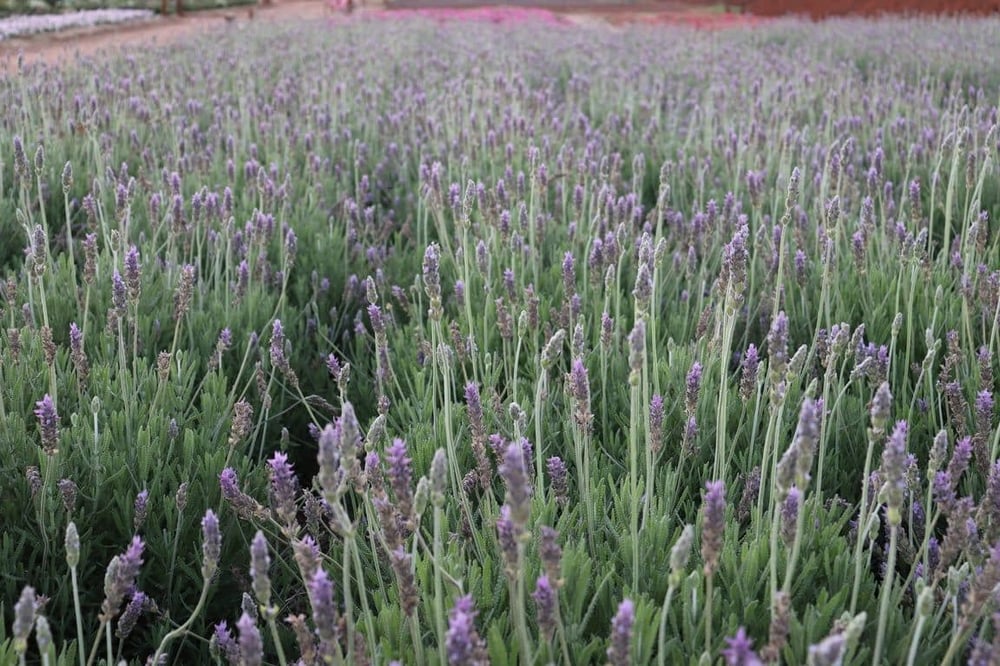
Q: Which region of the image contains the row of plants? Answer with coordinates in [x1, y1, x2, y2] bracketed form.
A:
[1, 12, 1000, 665]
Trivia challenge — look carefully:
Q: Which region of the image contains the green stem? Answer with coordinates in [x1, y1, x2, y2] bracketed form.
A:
[850, 428, 880, 615]
[265, 614, 289, 666]
[433, 505, 447, 666]
[872, 523, 898, 666]
[149, 572, 214, 666]
[905, 608, 928, 666]
[656, 584, 676, 666]
[70, 564, 86, 666]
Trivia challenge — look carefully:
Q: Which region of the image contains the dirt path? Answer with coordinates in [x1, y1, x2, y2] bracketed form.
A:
[0, 0, 331, 73]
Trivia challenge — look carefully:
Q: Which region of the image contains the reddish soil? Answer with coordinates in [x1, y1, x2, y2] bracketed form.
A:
[0, 0, 329, 72]
[745, 0, 1000, 18]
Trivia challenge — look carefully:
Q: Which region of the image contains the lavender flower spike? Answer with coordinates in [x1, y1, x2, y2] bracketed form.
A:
[236, 611, 263, 666]
[722, 627, 763, 666]
[12, 586, 36, 655]
[201, 509, 221, 580]
[34, 394, 60, 455]
[446, 595, 488, 666]
[500, 439, 532, 526]
[607, 598, 635, 666]
[250, 531, 272, 609]
[534, 575, 558, 635]
[701, 480, 726, 576]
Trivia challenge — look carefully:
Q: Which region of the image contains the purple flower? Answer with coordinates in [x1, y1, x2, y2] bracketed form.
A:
[722, 627, 762, 666]
[116, 591, 146, 639]
[686, 361, 703, 412]
[882, 420, 909, 525]
[124, 245, 141, 304]
[606, 598, 634, 666]
[236, 612, 263, 666]
[386, 438, 414, 520]
[267, 451, 299, 529]
[740, 344, 759, 400]
[269, 319, 289, 373]
[102, 536, 145, 619]
[201, 509, 221, 579]
[780, 487, 801, 546]
[58, 478, 78, 514]
[649, 394, 665, 454]
[423, 243, 441, 303]
[446, 595, 488, 666]
[533, 575, 557, 639]
[946, 436, 973, 487]
[767, 311, 789, 371]
[977, 390, 994, 430]
[628, 319, 646, 375]
[133, 490, 149, 531]
[496, 504, 519, 575]
[308, 568, 338, 650]
[34, 394, 60, 454]
[500, 440, 532, 526]
[390, 546, 419, 617]
[633, 262, 653, 311]
[701, 480, 726, 576]
[250, 531, 271, 608]
[212, 621, 240, 664]
[12, 586, 36, 654]
[465, 382, 485, 440]
[870, 381, 892, 431]
[547, 457, 568, 505]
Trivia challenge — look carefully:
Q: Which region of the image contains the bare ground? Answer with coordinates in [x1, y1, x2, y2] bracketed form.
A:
[0, 0, 331, 73]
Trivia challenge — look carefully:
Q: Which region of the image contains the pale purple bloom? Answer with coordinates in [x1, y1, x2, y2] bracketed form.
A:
[267, 451, 299, 529]
[212, 621, 240, 664]
[547, 456, 568, 505]
[533, 575, 557, 639]
[35, 394, 60, 454]
[386, 438, 414, 519]
[133, 490, 149, 531]
[236, 612, 262, 666]
[446, 595, 488, 666]
[606, 599, 634, 666]
[500, 439, 532, 526]
[722, 627, 762, 666]
[686, 361, 703, 411]
[201, 509, 221, 579]
[308, 568, 338, 649]
[250, 531, 271, 608]
[116, 591, 146, 639]
[701, 480, 726, 575]
[12, 586, 36, 653]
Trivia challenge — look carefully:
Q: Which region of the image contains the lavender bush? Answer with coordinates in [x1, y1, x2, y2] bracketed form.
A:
[1, 11, 1000, 665]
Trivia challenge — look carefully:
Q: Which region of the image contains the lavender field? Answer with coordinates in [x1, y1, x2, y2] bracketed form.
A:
[2, 12, 1000, 666]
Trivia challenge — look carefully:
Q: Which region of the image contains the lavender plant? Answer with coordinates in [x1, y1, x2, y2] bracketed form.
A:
[2, 9, 1000, 666]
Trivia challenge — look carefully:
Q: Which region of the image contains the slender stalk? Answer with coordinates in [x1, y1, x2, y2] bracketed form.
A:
[629, 377, 641, 592]
[850, 427, 880, 615]
[872, 524, 898, 666]
[433, 505, 447, 666]
[149, 573, 213, 666]
[656, 583, 677, 666]
[905, 611, 928, 666]
[70, 563, 86, 666]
